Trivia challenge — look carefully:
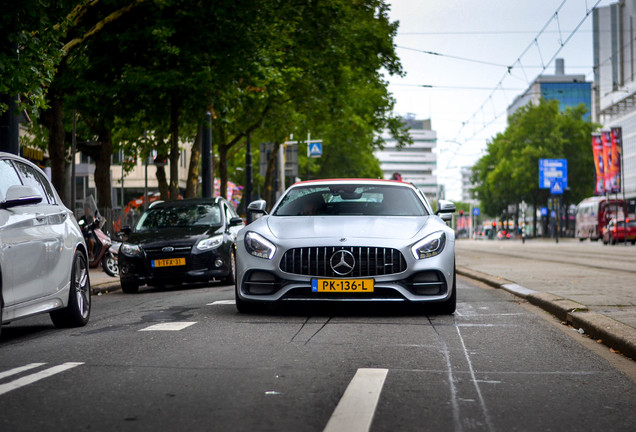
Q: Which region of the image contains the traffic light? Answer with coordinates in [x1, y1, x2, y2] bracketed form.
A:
[459, 210, 464, 217]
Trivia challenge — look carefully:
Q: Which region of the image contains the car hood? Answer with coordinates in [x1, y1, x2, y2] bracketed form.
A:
[263, 216, 438, 240]
[127, 225, 223, 247]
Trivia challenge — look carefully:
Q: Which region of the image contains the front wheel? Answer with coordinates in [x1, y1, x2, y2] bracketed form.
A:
[437, 267, 457, 315]
[120, 279, 139, 294]
[50, 251, 91, 328]
[102, 252, 119, 277]
[235, 279, 261, 314]
[221, 249, 236, 286]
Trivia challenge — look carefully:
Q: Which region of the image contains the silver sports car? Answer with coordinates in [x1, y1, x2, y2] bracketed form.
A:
[235, 179, 457, 313]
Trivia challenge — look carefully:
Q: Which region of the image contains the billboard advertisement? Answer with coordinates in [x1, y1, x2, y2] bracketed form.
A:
[609, 127, 623, 193]
[601, 131, 612, 193]
[592, 133, 604, 195]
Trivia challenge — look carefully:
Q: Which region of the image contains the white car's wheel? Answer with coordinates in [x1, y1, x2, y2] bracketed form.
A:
[437, 266, 457, 315]
[50, 251, 91, 327]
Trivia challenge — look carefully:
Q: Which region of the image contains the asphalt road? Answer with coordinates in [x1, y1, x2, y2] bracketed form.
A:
[1, 276, 635, 432]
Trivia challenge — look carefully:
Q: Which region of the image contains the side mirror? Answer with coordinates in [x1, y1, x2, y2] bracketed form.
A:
[0, 185, 43, 209]
[121, 226, 132, 235]
[229, 217, 244, 227]
[436, 200, 456, 222]
[247, 200, 268, 215]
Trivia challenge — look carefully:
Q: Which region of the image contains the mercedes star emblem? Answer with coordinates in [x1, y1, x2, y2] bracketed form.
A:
[330, 250, 355, 275]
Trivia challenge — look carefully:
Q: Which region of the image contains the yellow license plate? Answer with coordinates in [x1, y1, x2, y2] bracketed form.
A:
[312, 278, 374, 293]
[152, 258, 186, 268]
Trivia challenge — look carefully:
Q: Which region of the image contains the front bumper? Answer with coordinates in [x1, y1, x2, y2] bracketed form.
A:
[119, 247, 233, 286]
[236, 243, 455, 304]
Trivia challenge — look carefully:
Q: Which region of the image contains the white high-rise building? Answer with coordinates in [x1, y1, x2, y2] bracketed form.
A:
[594, 2, 636, 209]
[375, 117, 438, 200]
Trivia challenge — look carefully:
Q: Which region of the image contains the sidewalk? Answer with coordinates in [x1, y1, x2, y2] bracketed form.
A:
[89, 267, 121, 294]
[456, 238, 636, 361]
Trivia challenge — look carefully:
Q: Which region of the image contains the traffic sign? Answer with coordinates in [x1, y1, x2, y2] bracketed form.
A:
[308, 141, 323, 158]
[472, 207, 480, 216]
[539, 159, 568, 189]
[550, 178, 564, 195]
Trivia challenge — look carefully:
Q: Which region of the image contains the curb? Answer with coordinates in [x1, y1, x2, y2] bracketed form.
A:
[89, 277, 121, 296]
[456, 266, 636, 361]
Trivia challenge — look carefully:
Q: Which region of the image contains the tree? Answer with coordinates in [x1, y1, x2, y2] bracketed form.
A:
[472, 99, 598, 236]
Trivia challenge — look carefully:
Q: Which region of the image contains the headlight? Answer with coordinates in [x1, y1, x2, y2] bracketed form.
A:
[244, 231, 276, 259]
[120, 243, 142, 257]
[411, 231, 446, 259]
[197, 235, 223, 251]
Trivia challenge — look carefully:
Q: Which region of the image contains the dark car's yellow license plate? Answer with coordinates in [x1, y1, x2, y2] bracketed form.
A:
[312, 278, 374, 292]
[152, 258, 186, 268]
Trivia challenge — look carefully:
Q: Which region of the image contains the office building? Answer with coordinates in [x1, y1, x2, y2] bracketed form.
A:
[375, 117, 438, 200]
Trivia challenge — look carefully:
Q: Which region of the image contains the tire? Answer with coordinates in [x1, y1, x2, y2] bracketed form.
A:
[437, 266, 457, 315]
[120, 279, 139, 294]
[221, 249, 236, 286]
[1, 287, 4, 339]
[235, 278, 261, 314]
[50, 251, 91, 328]
[102, 252, 119, 277]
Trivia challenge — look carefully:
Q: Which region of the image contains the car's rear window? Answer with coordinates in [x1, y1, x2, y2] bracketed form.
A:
[272, 184, 429, 216]
[135, 204, 221, 231]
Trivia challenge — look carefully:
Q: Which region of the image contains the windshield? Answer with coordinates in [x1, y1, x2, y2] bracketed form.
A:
[272, 184, 429, 217]
[135, 203, 221, 231]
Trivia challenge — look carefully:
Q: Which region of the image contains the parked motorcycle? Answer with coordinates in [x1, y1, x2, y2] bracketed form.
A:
[79, 212, 117, 277]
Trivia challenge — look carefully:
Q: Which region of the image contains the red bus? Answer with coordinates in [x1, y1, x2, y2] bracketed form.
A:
[575, 197, 626, 241]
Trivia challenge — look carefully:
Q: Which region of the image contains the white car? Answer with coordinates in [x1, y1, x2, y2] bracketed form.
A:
[235, 179, 456, 314]
[0, 152, 91, 336]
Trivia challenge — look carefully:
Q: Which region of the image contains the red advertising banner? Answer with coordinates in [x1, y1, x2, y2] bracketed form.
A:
[592, 133, 604, 195]
[601, 130, 612, 193]
[609, 127, 623, 193]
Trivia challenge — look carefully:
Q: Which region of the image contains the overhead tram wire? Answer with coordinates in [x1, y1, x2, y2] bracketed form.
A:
[444, 0, 602, 171]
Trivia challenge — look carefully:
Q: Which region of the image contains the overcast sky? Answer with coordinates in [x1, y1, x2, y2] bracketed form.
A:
[385, 0, 615, 200]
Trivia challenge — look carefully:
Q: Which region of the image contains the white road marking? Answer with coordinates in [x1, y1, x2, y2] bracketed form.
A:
[455, 323, 495, 431]
[323, 368, 388, 432]
[207, 300, 235, 305]
[139, 322, 196, 331]
[0, 363, 46, 380]
[0, 362, 84, 396]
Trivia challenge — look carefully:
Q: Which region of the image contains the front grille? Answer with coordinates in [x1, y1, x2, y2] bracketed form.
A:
[144, 245, 192, 255]
[280, 246, 407, 277]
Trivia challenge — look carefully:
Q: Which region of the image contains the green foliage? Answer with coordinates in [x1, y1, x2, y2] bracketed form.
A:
[0, 1, 71, 114]
[14, 0, 406, 203]
[472, 99, 598, 216]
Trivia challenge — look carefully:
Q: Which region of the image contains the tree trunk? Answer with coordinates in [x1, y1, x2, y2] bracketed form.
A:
[42, 95, 68, 206]
[185, 128, 202, 198]
[218, 142, 228, 199]
[156, 164, 169, 199]
[93, 128, 113, 211]
[169, 96, 180, 200]
[263, 141, 281, 210]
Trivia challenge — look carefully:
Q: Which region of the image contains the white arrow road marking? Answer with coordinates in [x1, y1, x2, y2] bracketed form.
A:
[0, 362, 84, 396]
[207, 300, 235, 305]
[139, 322, 196, 331]
[323, 368, 388, 432]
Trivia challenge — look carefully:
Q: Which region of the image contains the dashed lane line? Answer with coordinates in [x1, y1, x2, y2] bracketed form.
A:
[323, 368, 388, 432]
[0, 363, 46, 380]
[207, 300, 236, 305]
[0, 362, 84, 396]
[139, 322, 196, 331]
